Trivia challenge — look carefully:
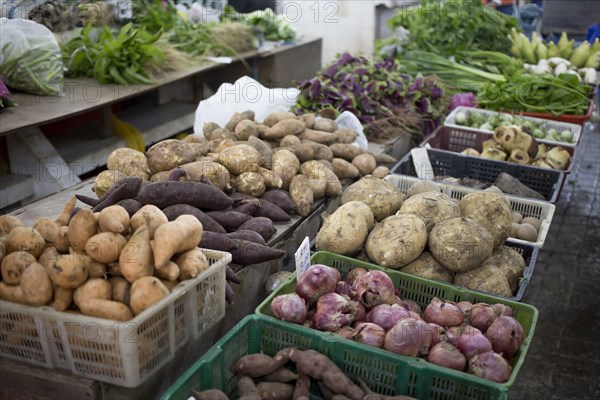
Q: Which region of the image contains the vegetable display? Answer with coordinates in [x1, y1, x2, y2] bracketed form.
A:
[386, 0, 518, 56]
[295, 53, 448, 143]
[0, 204, 211, 321]
[222, 6, 296, 42]
[269, 263, 525, 383]
[452, 109, 577, 144]
[316, 177, 530, 298]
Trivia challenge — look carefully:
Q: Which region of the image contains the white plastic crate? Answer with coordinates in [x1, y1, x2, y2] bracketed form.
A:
[444, 106, 582, 147]
[385, 174, 555, 248]
[0, 249, 230, 387]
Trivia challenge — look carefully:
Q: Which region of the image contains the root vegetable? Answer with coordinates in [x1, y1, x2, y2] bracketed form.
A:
[477, 245, 526, 293]
[51, 286, 73, 311]
[454, 266, 513, 297]
[153, 215, 203, 268]
[79, 299, 133, 321]
[73, 278, 112, 307]
[154, 261, 180, 281]
[191, 389, 228, 400]
[179, 160, 231, 190]
[260, 190, 295, 214]
[0, 282, 27, 304]
[249, 199, 291, 222]
[107, 148, 151, 179]
[521, 217, 541, 231]
[146, 140, 194, 173]
[228, 239, 286, 265]
[1, 251, 36, 285]
[341, 176, 404, 221]
[130, 205, 169, 238]
[162, 204, 225, 234]
[92, 170, 127, 198]
[516, 223, 538, 241]
[54, 226, 70, 253]
[371, 166, 390, 179]
[231, 349, 292, 378]
[313, 292, 355, 331]
[67, 209, 98, 252]
[110, 277, 131, 306]
[0, 215, 24, 235]
[352, 322, 385, 348]
[235, 120, 258, 140]
[120, 226, 153, 283]
[399, 191, 459, 232]
[50, 252, 89, 289]
[227, 230, 266, 245]
[400, 252, 453, 283]
[235, 172, 266, 197]
[33, 217, 58, 243]
[334, 128, 358, 144]
[314, 118, 337, 132]
[137, 181, 233, 211]
[289, 175, 314, 217]
[21, 262, 53, 306]
[257, 382, 294, 400]
[427, 342, 466, 371]
[296, 264, 340, 304]
[302, 141, 334, 161]
[316, 201, 374, 256]
[98, 205, 130, 234]
[298, 129, 338, 144]
[384, 318, 428, 357]
[117, 199, 142, 217]
[300, 160, 342, 197]
[265, 119, 305, 139]
[174, 248, 209, 280]
[129, 276, 170, 315]
[511, 212, 523, 223]
[332, 158, 360, 179]
[237, 217, 276, 242]
[6, 227, 45, 258]
[352, 154, 377, 175]
[271, 293, 308, 324]
[366, 214, 427, 269]
[468, 303, 497, 333]
[85, 232, 127, 264]
[457, 328, 492, 359]
[485, 316, 524, 358]
[423, 298, 464, 327]
[407, 181, 441, 197]
[353, 270, 396, 308]
[366, 304, 410, 331]
[263, 368, 299, 383]
[205, 211, 251, 231]
[459, 192, 512, 248]
[428, 217, 494, 272]
[468, 351, 512, 383]
[330, 143, 364, 161]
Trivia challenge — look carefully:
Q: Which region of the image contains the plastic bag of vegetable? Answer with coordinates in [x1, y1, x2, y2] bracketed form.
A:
[0, 18, 63, 96]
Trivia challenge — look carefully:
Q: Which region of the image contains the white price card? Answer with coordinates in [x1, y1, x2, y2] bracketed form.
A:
[295, 236, 311, 277]
[411, 147, 435, 181]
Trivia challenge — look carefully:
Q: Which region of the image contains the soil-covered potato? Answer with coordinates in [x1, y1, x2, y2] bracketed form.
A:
[272, 150, 300, 190]
[334, 129, 358, 144]
[33, 217, 58, 243]
[179, 161, 231, 190]
[479, 245, 526, 292]
[247, 136, 274, 169]
[398, 191, 460, 232]
[50, 252, 89, 289]
[352, 154, 377, 175]
[400, 252, 453, 282]
[6, 227, 45, 258]
[341, 176, 404, 221]
[1, 251, 36, 285]
[129, 276, 170, 315]
[365, 214, 427, 269]
[235, 172, 266, 197]
[107, 148, 151, 180]
[316, 201, 374, 256]
[429, 217, 494, 272]
[235, 120, 259, 140]
[289, 175, 314, 217]
[459, 192, 512, 248]
[263, 111, 296, 127]
[218, 144, 263, 175]
[93, 170, 127, 197]
[454, 264, 513, 297]
[371, 166, 390, 179]
[521, 217, 541, 232]
[516, 223, 538, 242]
[300, 160, 342, 197]
[146, 140, 195, 174]
[332, 158, 360, 179]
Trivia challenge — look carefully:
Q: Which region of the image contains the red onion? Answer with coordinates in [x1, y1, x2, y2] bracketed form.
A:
[468, 351, 512, 383]
[335, 281, 355, 299]
[271, 293, 308, 324]
[383, 318, 428, 357]
[352, 271, 396, 308]
[457, 301, 474, 318]
[397, 299, 422, 316]
[427, 342, 467, 371]
[349, 300, 367, 323]
[457, 328, 492, 359]
[445, 326, 464, 346]
[313, 293, 354, 332]
[346, 268, 367, 285]
[352, 322, 385, 348]
[427, 323, 445, 346]
[336, 326, 355, 340]
[296, 264, 340, 304]
[468, 303, 497, 333]
[485, 316, 524, 358]
[491, 303, 513, 318]
[367, 304, 410, 331]
[424, 298, 464, 327]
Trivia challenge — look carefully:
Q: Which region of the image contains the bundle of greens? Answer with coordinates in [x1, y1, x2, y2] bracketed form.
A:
[222, 6, 296, 42]
[167, 21, 255, 57]
[477, 74, 592, 116]
[133, 0, 178, 34]
[62, 23, 164, 85]
[295, 53, 448, 143]
[387, 0, 518, 56]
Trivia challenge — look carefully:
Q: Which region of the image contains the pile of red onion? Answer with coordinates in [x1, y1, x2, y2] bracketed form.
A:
[270, 265, 525, 383]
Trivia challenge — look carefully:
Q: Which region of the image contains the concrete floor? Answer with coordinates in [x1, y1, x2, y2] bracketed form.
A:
[510, 121, 600, 400]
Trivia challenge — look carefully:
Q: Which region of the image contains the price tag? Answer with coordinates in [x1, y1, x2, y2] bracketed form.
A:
[411, 147, 435, 181]
[295, 236, 311, 277]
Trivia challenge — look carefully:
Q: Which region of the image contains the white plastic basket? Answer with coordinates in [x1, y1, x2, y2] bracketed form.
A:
[0, 249, 230, 387]
[444, 106, 582, 147]
[385, 174, 555, 249]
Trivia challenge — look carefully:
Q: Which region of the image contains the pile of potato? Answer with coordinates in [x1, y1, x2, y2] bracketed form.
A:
[316, 177, 533, 298]
[92, 110, 396, 218]
[0, 200, 211, 322]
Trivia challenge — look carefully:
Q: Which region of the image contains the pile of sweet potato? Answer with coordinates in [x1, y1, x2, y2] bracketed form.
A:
[191, 348, 414, 400]
[0, 201, 213, 321]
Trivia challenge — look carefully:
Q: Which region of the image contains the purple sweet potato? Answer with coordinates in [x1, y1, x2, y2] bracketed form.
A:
[226, 282, 236, 305]
[236, 217, 276, 242]
[261, 190, 295, 214]
[230, 192, 256, 204]
[229, 239, 286, 265]
[227, 230, 266, 245]
[198, 231, 236, 251]
[75, 194, 99, 207]
[136, 181, 233, 210]
[206, 211, 252, 231]
[234, 200, 260, 216]
[251, 199, 290, 222]
[93, 177, 142, 212]
[226, 265, 242, 284]
[117, 199, 142, 216]
[169, 168, 186, 181]
[162, 204, 226, 234]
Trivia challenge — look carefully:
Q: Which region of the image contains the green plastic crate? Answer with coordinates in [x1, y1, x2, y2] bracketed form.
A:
[161, 315, 509, 400]
[255, 252, 538, 396]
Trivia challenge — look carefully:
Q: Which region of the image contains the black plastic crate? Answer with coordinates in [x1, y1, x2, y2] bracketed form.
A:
[391, 149, 564, 203]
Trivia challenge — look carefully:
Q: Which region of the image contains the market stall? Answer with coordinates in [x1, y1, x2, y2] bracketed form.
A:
[1, 0, 599, 399]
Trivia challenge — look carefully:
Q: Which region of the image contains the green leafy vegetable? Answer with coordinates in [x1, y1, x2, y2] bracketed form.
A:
[387, 0, 518, 56]
[223, 6, 296, 42]
[133, 0, 178, 34]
